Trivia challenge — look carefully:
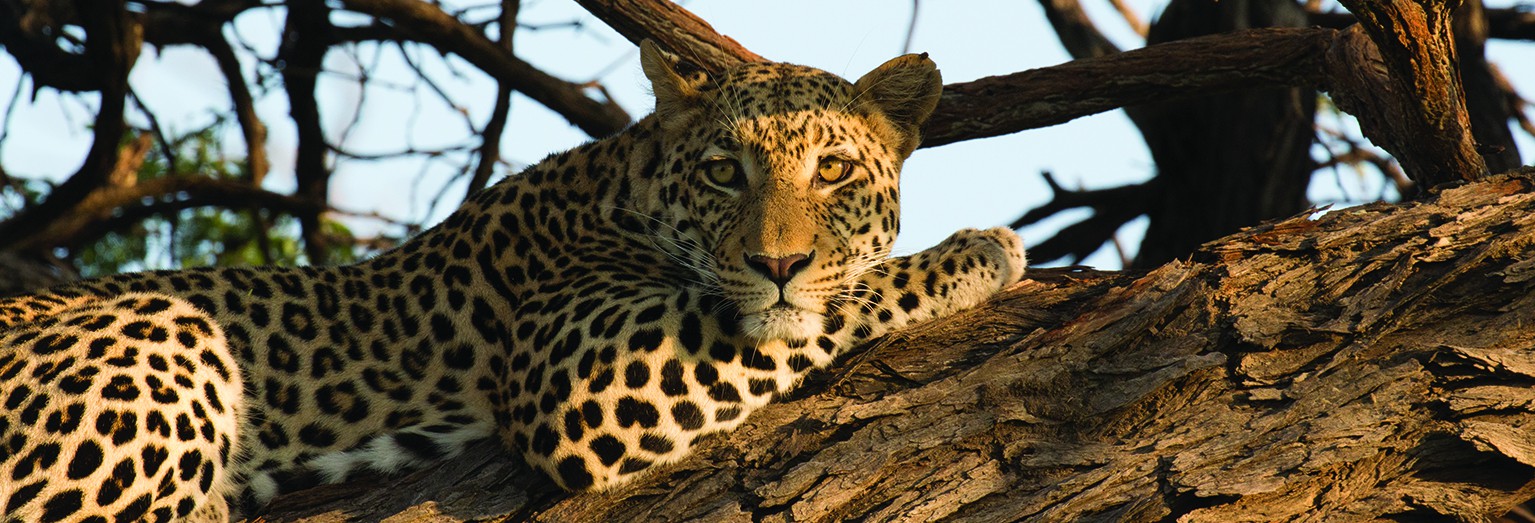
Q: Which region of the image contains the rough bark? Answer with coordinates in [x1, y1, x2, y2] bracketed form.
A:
[1331, 0, 1487, 187]
[250, 170, 1535, 521]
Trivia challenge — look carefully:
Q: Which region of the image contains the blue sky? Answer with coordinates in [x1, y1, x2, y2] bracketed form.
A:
[1, 1, 1531, 268]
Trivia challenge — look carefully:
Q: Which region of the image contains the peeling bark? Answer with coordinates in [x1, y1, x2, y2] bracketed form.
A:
[254, 171, 1535, 521]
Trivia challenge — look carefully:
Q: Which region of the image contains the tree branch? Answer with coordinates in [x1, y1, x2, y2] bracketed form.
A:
[203, 30, 270, 185]
[7, 173, 323, 254]
[1008, 172, 1153, 264]
[1308, 7, 1535, 41]
[466, 0, 518, 198]
[339, 0, 630, 137]
[280, 0, 334, 263]
[0, 0, 116, 92]
[573, 0, 764, 76]
[1454, 0, 1522, 173]
[1329, 0, 1485, 187]
[921, 27, 1331, 148]
[0, 0, 138, 253]
[251, 170, 1535, 522]
[1035, 0, 1125, 60]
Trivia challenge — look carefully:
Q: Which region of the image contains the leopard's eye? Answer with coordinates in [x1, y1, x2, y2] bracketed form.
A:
[702, 159, 743, 188]
[817, 157, 853, 184]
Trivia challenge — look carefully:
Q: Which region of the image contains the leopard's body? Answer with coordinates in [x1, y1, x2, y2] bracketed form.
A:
[0, 44, 1025, 522]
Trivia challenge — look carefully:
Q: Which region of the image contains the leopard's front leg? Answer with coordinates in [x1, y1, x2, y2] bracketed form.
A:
[834, 227, 1027, 347]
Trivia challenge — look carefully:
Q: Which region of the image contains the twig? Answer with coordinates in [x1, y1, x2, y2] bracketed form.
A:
[331, 45, 381, 157]
[395, 41, 476, 132]
[902, 0, 920, 54]
[1314, 123, 1412, 197]
[127, 89, 177, 170]
[0, 69, 25, 148]
[1491, 62, 1535, 139]
[328, 142, 477, 161]
[201, 30, 270, 184]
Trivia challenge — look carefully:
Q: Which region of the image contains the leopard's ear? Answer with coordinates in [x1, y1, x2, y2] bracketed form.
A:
[640, 40, 708, 120]
[852, 53, 942, 155]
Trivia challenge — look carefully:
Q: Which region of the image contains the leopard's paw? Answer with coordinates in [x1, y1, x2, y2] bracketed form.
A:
[975, 226, 1027, 288]
[939, 227, 1027, 292]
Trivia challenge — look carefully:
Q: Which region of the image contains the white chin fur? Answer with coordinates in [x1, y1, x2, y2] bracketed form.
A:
[741, 306, 823, 340]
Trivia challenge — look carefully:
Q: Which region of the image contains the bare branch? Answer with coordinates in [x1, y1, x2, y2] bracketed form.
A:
[0, 0, 117, 92]
[8, 171, 321, 254]
[1037, 0, 1124, 60]
[1009, 172, 1153, 264]
[281, 0, 335, 263]
[1454, 0, 1522, 173]
[339, 0, 630, 137]
[202, 31, 270, 184]
[128, 90, 177, 171]
[901, 0, 920, 54]
[467, 0, 518, 198]
[1308, 7, 1535, 41]
[1493, 62, 1535, 139]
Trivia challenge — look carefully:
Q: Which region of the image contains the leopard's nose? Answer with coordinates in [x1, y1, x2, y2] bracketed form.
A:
[745, 252, 814, 287]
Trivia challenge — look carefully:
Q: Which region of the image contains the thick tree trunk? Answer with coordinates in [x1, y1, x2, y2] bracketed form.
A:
[1132, 0, 1317, 268]
[251, 170, 1535, 521]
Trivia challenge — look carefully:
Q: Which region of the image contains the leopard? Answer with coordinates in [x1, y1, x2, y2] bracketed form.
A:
[0, 41, 1026, 522]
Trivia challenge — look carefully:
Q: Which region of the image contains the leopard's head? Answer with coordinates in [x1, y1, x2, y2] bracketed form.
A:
[640, 41, 942, 341]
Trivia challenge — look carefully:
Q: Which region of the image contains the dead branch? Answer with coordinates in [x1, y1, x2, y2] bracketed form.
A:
[6, 173, 323, 254]
[1036, 0, 1126, 60]
[204, 32, 270, 185]
[1456, 0, 1524, 173]
[1107, 0, 1149, 38]
[0, 0, 118, 92]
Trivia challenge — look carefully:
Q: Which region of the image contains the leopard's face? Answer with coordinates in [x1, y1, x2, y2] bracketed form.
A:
[651, 63, 915, 341]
